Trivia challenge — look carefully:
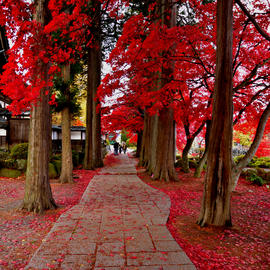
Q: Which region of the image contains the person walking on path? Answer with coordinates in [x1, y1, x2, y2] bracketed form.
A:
[122, 141, 127, 154]
[113, 141, 119, 155]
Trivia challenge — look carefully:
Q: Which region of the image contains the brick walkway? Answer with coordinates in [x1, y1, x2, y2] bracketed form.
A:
[26, 155, 196, 270]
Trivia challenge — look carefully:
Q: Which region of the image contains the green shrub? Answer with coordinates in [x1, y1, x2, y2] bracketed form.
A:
[10, 143, 28, 160]
[0, 168, 22, 178]
[49, 163, 58, 179]
[248, 156, 270, 168]
[16, 159, 27, 171]
[2, 158, 17, 169]
[0, 150, 9, 160]
[52, 160, 61, 176]
[234, 155, 245, 164]
[234, 155, 270, 168]
[247, 172, 265, 186]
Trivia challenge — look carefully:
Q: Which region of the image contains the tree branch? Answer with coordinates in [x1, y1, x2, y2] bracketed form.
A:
[235, 0, 270, 41]
[236, 102, 270, 171]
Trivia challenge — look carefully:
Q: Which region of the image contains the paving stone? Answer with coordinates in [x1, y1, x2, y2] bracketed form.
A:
[148, 225, 175, 241]
[95, 243, 125, 267]
[35, 240, 68, 256]
[125, 233, 155, 252]
[67, 240, 96, 255]
[127, 251, 193, 266]
[25, 254, 62, 269]
[154, 241, 182, 252]
[61, 254, 94, 270]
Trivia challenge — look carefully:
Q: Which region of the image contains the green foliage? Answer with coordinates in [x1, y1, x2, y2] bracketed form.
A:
[0, 150, 9, 160]
[72, 151, 80, 167]
[1, 158, 17, 169]
[241, 168, 270, 186]
[49, 163, 58, 179]
[234, 155, 270, 168]
[247, 156, 270, 168]
[234, 131, 252, 147]
[52, 74, 82, 118]
[247, 172, 265, 186]
[10, 143, 28, 159]
[16, 159, 27, 171]
[0, 168, 21, 178]
[121, 129, 129, 142]
[52, 160, 62, 175]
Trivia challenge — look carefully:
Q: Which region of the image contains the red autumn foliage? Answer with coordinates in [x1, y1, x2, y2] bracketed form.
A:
[99, 0, 269, 155]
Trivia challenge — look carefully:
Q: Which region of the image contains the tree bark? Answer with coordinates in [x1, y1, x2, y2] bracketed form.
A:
[181, 138, 194, 173]
[197, 0, 233, 227]
[231, 103, 270, 191]
[139, 111, 151, 167]
[22, 0, 57, 213]
[136, 130, 143, 158]
[194, 120, 211, 178]
[153, 107, 177, 181]
[84, 0, 103, 169]
[150, 0, 177, 181]
[59, 107, 73, 183]
[59, 64, 73, 183]
[146, 114, 158, 175]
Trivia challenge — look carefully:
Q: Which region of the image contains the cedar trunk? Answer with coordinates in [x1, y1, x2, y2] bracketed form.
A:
[181, 138, 194, 173]
[59, 107, 73, 183]
[136, 130, 143, 158]
[146, 114, 158, 175]
[84, 1, 103, 169]
[59, 64, 73, 183]
[153, 107, 177, 181]
[22, 0, 57, 213]
[139, 112, 151, 167]
[194, 120, 211, 178]
[197, 0, 233, 227]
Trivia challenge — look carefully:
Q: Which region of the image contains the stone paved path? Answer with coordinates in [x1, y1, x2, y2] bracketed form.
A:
[26, 155, 196, 270]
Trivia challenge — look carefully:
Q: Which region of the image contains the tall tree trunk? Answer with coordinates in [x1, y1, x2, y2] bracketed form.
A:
[139, 111, 151, 167]
[194, 120, 211, 178]
[153, 107, 177, 181]
[59, 64, 73, 183]
[136, 130, 143, 158]
[151, 0, 177, 181]
[197, 0, 233, 227]
[231, 103, 270, 191]
[59, 108, 73, 183]
[22, 0, 57, 213]
[181, 138, 194, 173]
[146, 114, 158, 175]
[84, 0, 103, 169]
